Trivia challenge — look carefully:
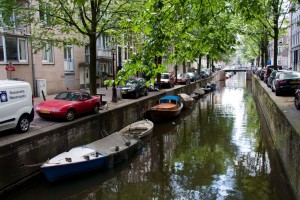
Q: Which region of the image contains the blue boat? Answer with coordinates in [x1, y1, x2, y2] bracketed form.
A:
[41, 147, 106, 182]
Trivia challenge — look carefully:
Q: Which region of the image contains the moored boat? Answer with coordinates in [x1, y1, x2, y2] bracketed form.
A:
[191, 88, 205, 100]
[178, 93, 195, 109]
[148, 95, 183, 122]
[120, 119, 154, 139]
[41, 120, 153, 182]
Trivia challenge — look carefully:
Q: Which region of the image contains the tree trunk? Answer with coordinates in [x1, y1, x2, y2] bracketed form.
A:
[273, 22, 279, 68]
[206, 55, 210, 69]
[89, 34, 97, 95]
[183, 61, 186, 73]
[198, 54, 202, 74]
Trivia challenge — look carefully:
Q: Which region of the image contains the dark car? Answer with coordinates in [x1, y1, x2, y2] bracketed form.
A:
[272, 71, 300, 96]
[259, 68, 266, 81]
[176, 73, 191, 85]
[121, 78, 148, 99]
[264, 65, 282, 83]
[267, 70, 281, 88]
[199, 69, 209, 79]
[187, 72, 197, 82]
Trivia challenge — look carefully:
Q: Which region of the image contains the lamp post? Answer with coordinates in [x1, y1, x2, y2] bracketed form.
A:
[111, 47, 117, 102]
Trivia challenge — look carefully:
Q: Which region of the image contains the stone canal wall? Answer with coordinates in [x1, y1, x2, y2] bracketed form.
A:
[252, 77, 300, 200]
[0, 72, 223, 195]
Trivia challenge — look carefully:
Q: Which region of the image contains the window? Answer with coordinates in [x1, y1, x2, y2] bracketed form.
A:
[18, 38, 27, 61]
[42, 43, 54, 63]
[64, 45, 74, 72]
[6, 37, 27, 62]
[85, 45, 89, 64]
[39, 4, 52, 25]
[0, 37, 4, 62]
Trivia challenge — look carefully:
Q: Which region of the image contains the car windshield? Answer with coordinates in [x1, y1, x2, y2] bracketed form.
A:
[55, 92, 80, 101]
[282, 72, 300, 79]
[125, 79, 138, 87]
[177, 74, 184, 78]
[161, 74, 169, 79]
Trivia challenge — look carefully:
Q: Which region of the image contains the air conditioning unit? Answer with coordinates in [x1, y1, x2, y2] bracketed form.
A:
[36, 79, 47, 97]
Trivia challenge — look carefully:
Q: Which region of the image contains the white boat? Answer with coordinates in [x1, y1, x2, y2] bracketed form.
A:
[191, 88, 205, 100]
[41, 119, 154, 182]
[120, 119, 154, 139]
[178, 93, 195, 109]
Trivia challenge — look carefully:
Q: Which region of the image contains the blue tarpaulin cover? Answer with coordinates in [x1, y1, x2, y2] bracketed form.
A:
[159, 95, 181, 105]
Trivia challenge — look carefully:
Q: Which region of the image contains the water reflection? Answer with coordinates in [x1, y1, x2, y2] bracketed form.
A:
[8, 72, 293, 200]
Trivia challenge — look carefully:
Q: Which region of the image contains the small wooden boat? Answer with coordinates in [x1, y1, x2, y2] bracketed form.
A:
[120, 119, 154, 139]
[178, 93, 194, 109]
[148, 95, 183, 122]
[41, 120, 153, 182]
[191, 88, 205, 100]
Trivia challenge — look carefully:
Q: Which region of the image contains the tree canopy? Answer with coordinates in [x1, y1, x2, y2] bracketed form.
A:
[0, 0, 297, 92]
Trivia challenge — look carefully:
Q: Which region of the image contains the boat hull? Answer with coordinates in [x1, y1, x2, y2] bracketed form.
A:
[148, 105, 182, 122]
[41, 156, 106, 182]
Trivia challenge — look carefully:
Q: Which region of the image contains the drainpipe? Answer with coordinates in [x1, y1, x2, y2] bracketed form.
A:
[28, 24, 37, 97]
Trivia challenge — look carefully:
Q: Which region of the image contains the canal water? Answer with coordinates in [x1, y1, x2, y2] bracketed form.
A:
[8, 72, 293, 200]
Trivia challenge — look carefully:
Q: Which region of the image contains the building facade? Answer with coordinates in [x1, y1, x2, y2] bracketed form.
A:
[268, 35, 289, 68]
[290, 8, 300, 71]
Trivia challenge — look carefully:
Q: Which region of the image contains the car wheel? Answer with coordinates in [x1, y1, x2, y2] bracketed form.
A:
[93, 104, 100, 114]
[275, 89, 280, 96]
[295, 97, 300, 110]
[145, 89, 148, 96]
[135, 91, 139, 99]
[17, 115, 30, 133]
[66, 109, 75, 121]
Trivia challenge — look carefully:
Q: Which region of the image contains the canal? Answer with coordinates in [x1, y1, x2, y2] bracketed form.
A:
[7, 72, 294, 200]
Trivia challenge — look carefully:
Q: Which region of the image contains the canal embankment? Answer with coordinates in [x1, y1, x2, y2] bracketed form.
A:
[252, 76, 300, 200]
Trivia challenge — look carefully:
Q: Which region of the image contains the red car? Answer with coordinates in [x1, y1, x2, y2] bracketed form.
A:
[36, 90, 100, 121]
[176, 73, 191, 85]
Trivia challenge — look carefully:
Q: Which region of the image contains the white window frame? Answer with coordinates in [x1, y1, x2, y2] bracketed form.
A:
[42, 43, 54, 64]
[18, 38, 27, 62]
[2, 36, 28, 63]
[64, 45, 74, 73]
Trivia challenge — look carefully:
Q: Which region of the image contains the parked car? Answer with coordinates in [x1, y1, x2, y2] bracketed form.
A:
[263, 65, 282, 84]
[294, 89, 300, 110]
[0, 80, 34, 133]
[187, 72, 197, 82]
[121, 77, 148, 98]
[259, 68, 266, 81]
[272, 71, 300, 96]
[36, 90, 100, 121]
[176, 73, 191, 85]
[159, 73, 175, 88]
[267, 70, 280, 88]
[199, 70, 209, 79]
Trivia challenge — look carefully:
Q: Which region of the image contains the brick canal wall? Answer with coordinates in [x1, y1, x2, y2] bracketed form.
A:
[252, 77, 300, 199]
[0, 72, 223, 195]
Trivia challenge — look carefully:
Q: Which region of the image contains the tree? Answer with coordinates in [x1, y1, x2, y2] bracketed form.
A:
[233, 0, 294, 68]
